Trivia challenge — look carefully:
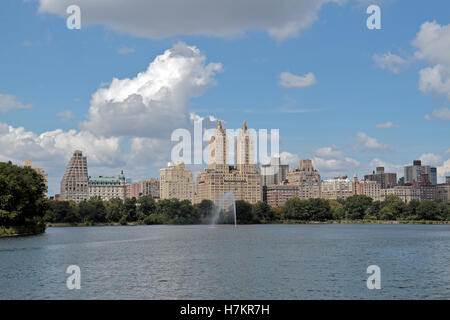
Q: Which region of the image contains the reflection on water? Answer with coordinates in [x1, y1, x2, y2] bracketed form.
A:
[1, 224, 450, 299]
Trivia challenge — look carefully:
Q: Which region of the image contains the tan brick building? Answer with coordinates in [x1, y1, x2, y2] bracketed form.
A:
[126, 177, 160, 200]
[286, 159, 321, 199]
[321, 176, 354, 200]
[196, 121, 262, 205]
[160, 162, 194, 202]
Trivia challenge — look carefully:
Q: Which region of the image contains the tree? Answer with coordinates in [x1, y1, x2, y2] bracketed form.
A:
[381, 195, 406, 220]
[235, 200, 255, 224]
[137, 196, 156, 222]
[405, 199, 421, 220]
[365, 201, 382, 220]
[329, 200, 345, 220]
[306, 198, 331, 221]
[47, 200, 80, 223]
[78, 197, 106, 223]
[344, 195, 373, 220]
[281, 198, 310, 221]
[105, 198, 123, 222]
[0, 161, 47, 227]
[194, 199, 216, 223]
[122, 198, 137, 222]
[252, 201, 274, 223]
[416, 201, 442, 221]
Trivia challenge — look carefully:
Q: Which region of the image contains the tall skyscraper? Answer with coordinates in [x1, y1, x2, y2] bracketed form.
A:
[364, 166, 397, 189]
[60, 150, 89, 202]
[235, 121, 255, 173]
[404, 160, 437, 185]
[286, 159, 321, 199]
[261, 156, 289, 186]
[208, 120, 228, 173]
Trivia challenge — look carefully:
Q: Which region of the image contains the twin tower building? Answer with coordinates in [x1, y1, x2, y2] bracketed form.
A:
[61, 121, 263, 205]
[160, 121, 263, 205]
[195, 120, 262, 204]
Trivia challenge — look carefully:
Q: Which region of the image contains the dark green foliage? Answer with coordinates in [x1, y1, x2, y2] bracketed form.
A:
[344, 195, 373, 220]
[39, 188, 450, 226]
[78, 197, 107, 223]
[0, 161, 47, 228]
[281, 198, 310, 220]
[416, 201, 442, 221]
[252, 201, 275, 222]
[105, 198, 124, 222]
[234, 200, 255, 224]
[194, 199, 216, 223]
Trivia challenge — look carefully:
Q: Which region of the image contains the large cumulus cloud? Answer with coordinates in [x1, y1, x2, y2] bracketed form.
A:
[81, 42, 222, 137]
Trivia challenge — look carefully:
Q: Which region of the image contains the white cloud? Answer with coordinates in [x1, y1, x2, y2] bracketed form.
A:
[373, 52, 407, 74]
[57, 110, 74, 121]
[117, 46, 135, 55]
[0, 93, 32, 113]
[312, 145, 360, 177]
[419, 153, 443, 166]
[279, 152, 300, 168]
[424, 114, 432, 121]
[418, 65, 450, 99]
[0, 123, 122, 166]
[356, 132, 389, 151]
[0, 43, 225, 195]
[81, 42, 223, 138]
[37, 0, 340, 41]
[412, 21, 450, 100]
[432, 107, 450, 120]
[279, 72, 317, 88]
[437, 159, 450, 183]
[315, 145, 344, 159]
[375, 121, 399, 129]
[413, 21, 450, 66]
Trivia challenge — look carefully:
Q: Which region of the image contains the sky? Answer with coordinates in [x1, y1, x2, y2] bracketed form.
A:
[0, 0, 449, 196]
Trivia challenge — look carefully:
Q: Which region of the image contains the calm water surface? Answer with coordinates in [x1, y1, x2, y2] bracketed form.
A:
[1, 224, 450, 299]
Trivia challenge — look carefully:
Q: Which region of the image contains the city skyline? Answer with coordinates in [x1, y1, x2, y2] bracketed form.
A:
[1, 0, 449, 196]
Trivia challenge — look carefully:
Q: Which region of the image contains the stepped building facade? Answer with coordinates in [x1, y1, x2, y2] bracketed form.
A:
[60, 150, 89, 202]
[196, 121, 262, 205]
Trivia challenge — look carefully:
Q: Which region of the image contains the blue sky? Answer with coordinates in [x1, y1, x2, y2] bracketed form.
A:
[0, 0, 449, 195]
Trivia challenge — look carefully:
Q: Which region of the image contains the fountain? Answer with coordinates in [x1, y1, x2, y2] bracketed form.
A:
[212, 191, 237, 226]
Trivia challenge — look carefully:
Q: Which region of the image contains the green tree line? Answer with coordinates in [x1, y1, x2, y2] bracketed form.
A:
[44, 194, 450, 225]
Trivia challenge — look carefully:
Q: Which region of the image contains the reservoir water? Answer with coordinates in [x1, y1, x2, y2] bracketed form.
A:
[1, 224, 450, 299]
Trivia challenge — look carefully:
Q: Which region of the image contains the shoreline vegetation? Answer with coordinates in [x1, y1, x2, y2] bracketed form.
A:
[1, 161, 450, 237]
[45, 219, 450, 228]
[42, 194, 449, 228]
